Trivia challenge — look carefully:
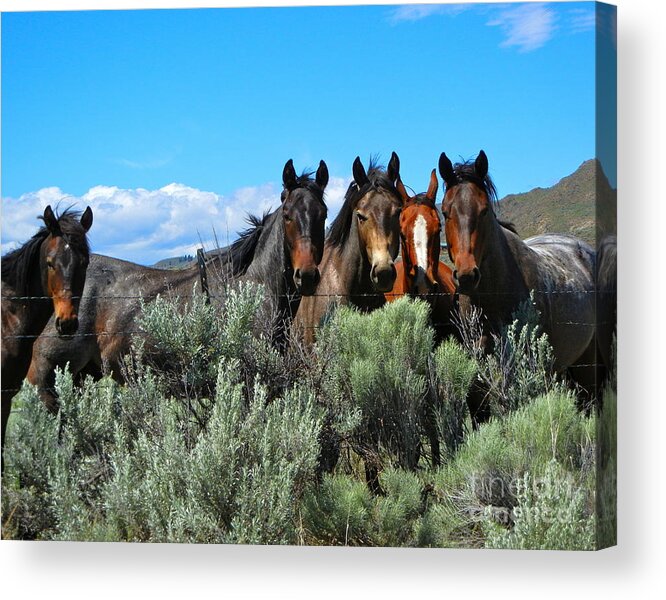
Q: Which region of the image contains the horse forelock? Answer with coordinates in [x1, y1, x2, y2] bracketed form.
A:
[450, 160, 498, 205]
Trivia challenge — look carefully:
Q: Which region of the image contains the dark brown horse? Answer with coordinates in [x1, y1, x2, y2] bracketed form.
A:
[1, 205, 93, 464]
[27, 159, 329, 410]
[385, 169, 457, 341]
[295, 153, 402, 345]
[439, 150, 598, 420]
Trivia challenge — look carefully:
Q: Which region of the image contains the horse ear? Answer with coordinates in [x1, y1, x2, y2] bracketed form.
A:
[475, 150, 488, 179]
[439, 152, 457, 188]
[396, 177, 410, 205]
[387, 151, 400, 183]
[282, 159, 297, 192]
[42, 205, 59, 233]
[426, 169, 439, 202]
[316, 160, 329, 190]
[80, 206, 93, 232]
[352, 156, 369, 188]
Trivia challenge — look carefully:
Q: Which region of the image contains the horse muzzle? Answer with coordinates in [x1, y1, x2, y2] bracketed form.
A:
[55, 315, 79, 336]
[453, 267, 481, 293]
[371, 262, 397, 292]
[294, 267, 321, 296]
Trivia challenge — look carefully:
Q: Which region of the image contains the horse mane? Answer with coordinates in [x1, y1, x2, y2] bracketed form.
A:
[452, 160, 498, 205]
[215, 210, 272, 277]
[1, 207, 90, 296]
[498, 219, 519, 235]
[327, 159, 397, 249]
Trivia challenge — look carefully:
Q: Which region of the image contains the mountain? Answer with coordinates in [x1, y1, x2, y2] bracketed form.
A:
[496, 158, 616, 246]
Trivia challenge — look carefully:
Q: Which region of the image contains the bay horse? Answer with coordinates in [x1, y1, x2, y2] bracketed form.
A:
[295, 153, 402, 345]
[27, 159, 329, 411]
[1, 205, 93, 465]
[439, 150, 598, 420]
[385, 169, 457, 341]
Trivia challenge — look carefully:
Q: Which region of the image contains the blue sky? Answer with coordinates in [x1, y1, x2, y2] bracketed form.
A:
[1, 2, 612, 264]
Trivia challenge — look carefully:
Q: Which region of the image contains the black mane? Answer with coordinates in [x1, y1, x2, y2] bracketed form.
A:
[327, 159, 398, 249]
[498, 219, 519, 235]
[452, 160, 498, 204]
[1, 208, 90, 296]
[213, 211, 272, 277]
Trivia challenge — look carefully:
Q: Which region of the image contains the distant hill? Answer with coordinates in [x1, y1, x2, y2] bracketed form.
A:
[496, 158, 616, 246]
[153, 254, 195, 270]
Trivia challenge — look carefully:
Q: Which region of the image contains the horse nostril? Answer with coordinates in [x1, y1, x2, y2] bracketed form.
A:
[294, 268, 302, 281]
[55, 317, 61, 331]
[452, 270, 459, 283]
[473, 267, 481, 284]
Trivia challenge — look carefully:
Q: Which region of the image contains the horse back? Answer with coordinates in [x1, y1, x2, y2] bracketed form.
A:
[522, 234, 596, 369]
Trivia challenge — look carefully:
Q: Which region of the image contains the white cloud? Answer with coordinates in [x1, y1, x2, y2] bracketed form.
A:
[388, 4, 469, 25]
[1, 177, 350, 266]
[487, 3, 557, 53]
[568, 8, 596, 35]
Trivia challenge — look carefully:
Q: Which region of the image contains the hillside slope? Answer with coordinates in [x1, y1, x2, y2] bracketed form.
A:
[497, 159, 616, 246]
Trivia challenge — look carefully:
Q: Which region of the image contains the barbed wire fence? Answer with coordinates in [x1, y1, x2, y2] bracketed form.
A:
[1, 288, 615, 395]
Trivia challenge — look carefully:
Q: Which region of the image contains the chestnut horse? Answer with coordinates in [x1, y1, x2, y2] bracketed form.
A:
[295, 153, 402, 345]
[439, 150, 598, 419]
[27, 159, 328, 412]
[385, 169, 457, 341]
[1, 205, 93, 465]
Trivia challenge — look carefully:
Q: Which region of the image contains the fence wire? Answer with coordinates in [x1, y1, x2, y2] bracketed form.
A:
[1, 286, 615, 393]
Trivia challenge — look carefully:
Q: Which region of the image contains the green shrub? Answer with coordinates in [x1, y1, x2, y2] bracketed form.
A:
[454, 295, 559, 418]
[301, 468, 427, 547]
[433, 338, 478, 457]
[483, 460, 595, 550]
[1, 383, 60, 539]
[317, 298, 435, 471]
[430, 390, 596, 549]
[2, 283, 324, 544]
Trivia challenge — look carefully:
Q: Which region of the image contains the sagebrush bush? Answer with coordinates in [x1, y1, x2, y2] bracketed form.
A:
[1, 283, 606, 550]
[429, 390, 596, 548]
[2, 282, 324, 544]
[483, 460, 595, 550]
[301, 467, 429, 547]
[317, 298, 435, 471]
[454, 294, 559, 418]
[433, 338, 478, 457]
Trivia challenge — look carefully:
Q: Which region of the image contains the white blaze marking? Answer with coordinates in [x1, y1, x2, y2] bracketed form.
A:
[413, 214, 428, 277]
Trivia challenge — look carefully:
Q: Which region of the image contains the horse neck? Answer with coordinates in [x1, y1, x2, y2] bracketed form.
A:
[246, 211, 293, 307]
[473, 218, 531, 322]
[2, 243, 53, 337]
[334, 220, 378, 303]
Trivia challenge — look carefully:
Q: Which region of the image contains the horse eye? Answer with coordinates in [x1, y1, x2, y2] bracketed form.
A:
[357, 212, 368, 223]
[442, 210, 449, 220]
[479, 207, 489, 217]
[47, 260, 55, 269]
[283, 212, 292, 222]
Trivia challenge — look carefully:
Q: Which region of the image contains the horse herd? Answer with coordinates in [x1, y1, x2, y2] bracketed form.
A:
[1, 150, 616, 466]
